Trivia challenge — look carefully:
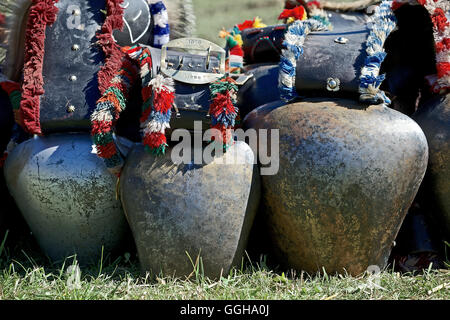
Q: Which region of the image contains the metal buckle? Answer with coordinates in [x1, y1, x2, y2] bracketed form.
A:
[160, 38, 226, 85]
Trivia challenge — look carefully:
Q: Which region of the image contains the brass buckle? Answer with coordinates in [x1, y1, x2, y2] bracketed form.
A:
[160, 38, 226, 85]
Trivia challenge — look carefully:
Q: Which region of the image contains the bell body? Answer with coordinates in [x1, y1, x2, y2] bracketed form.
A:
[413, 94, 450, 238]
[244, 98, 429, 275]
[3, 133, 128, 264]
[120, 141, 261, 278]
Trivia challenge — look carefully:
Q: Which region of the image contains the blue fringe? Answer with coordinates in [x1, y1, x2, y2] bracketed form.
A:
[359, 1, 397, 105]
[278, 16, 330, 102]
[150, 110, 172, 123]
[154, 25, 170, 37]
[150, 1, 166, 15]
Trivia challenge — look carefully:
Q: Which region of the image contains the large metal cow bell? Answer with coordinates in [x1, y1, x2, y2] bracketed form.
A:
[413, 94, 450, 239]
[120, 141, 261, 278]
[244, 98, 429, 275]
[3, 134, 129, 264]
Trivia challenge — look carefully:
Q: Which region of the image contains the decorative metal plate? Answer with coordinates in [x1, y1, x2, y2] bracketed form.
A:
[160, 38, 226, 85]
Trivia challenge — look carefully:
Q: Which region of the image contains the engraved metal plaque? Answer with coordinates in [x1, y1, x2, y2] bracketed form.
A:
[160, 38, 226, 85]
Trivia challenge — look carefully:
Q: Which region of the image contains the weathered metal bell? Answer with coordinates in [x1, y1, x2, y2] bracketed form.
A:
[3, 133, 129, 264]
[244, 98, 429, 275]
[413, 94, 450, 239]
[120, 141, 260, 278]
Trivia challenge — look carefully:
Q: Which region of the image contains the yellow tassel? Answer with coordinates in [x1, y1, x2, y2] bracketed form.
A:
[234, 34, 243, 47]
[301, 10, 308, 21]
[253, 17, 267, 29]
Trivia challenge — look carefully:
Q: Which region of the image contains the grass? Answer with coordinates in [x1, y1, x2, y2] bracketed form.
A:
[0, 229, 449, 300]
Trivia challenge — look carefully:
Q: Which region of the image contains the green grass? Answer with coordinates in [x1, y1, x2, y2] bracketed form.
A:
[0, 230, 449, 300]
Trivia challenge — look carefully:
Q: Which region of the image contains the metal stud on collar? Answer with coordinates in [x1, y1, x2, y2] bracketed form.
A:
[327, 78, 341, 92]
[334, 37, 348, 44]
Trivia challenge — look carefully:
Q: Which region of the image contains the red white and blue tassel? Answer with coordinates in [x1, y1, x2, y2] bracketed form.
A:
[208, 76, 239, 150]
[90, 57, 138, 176]
[142, 74, 175, 155]
[128, 44, 176, 155]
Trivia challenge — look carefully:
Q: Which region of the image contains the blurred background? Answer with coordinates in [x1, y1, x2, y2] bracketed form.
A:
[192, 0, 355, 45]
[193, 0, 283, 44]
[0, 0, 356, 63]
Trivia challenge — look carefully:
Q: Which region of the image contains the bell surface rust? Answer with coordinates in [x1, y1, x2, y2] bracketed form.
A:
[120, 141, 261, 278]
[244, 98, 429, 275]
[3, 133, 129, 264]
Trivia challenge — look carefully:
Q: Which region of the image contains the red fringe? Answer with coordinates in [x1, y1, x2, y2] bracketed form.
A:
[152, 89, 174, 114]
[432, 8, 450, 31]
[436, 38, 450, 53]
[212, 124, 233, 145]
[97, 0, 127, 95]
[20, 0, 59, 135]
[230, 45, 244, 57]
[278, 6, 306, 21]
[91, 120, 114, 136]
[209, 92, 236, 119]
[392, 1, 404, 11]
[143, 132, 167, 149]
[96, 141, 118, 159]
[237, 19, 256, 31]
[142, 86, 153, 101]
[307, 1, 321, 8]
[437, 62, 450, 78]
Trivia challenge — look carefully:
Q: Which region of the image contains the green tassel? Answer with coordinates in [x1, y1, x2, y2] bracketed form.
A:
[93, 132, 114, 146]
[105, 86, 126, 111]
[144, 143, 168, 156]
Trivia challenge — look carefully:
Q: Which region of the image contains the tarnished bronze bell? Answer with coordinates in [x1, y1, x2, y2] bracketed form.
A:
[3, 134, 129, 264]
[120, 141, 261, 278]
[413, 93, 450, 239]
[244, 98, 429, 275]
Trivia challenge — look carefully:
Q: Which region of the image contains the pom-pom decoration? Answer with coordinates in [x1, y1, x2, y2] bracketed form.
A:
[208, 76, 239, 149]
[278, 5, 331, 102]
[148, 0, 170, 49]
[91, 56, 138, 177]
[359, 1, 397, 105]
[127, 44, 176, 156]
[278, 6, 308, 24]
[219, 17, 267, 74]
